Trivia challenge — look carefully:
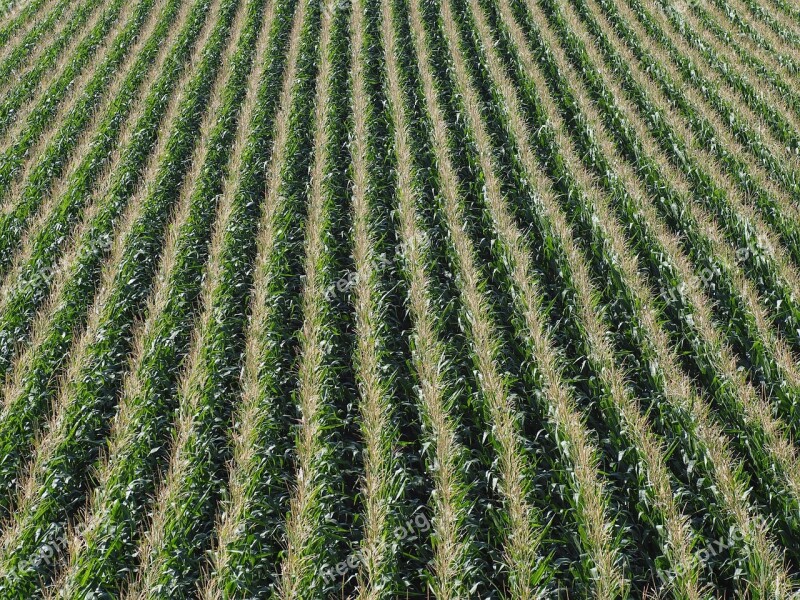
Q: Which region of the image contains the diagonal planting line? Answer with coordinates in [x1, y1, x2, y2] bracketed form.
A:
[119, 1, 285, 596]
[0, 0, 180, 352]
[0, 0, 241, 592]
[501, 0, 793, 592]
[0, 0, 158, 251]
[597, 0, 800, 276]
[196, 0, 315, 595]
[379, 0, 477, 595]
[0, 0, 95, 133]
[465, 0, 709, 595]
[694, 0, 800, 119]
[0, 0, 76, 99]
[0, 0, 212, 526]
[718, 0, 800, 75]
[679, 0, 800, 140]
[579, 0, 800, 431]
[0, 0, 55, 46]
[0, 0, 110, 147]
[554, 0, 800, 543]
[52, 0, 260, 595]
[407, 0, 556, 594]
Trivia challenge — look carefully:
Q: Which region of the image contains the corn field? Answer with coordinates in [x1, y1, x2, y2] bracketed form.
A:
[0, 0, 800, 596]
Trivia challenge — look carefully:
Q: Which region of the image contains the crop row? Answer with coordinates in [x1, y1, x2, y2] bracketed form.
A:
[624, 0, 800, 207]
[269, 5, 343, 593]
[567, 0, 800, 537]
[501, 0, 796, 592]
[708, 0, 800, 78]
[0, 0, 183, 380]
[202, 0, 340, 594]
[0, 0, 212, 525]
[381, 0, 478, 595]
[0, 0, 53, 48]
[693, 2, 800, 116]
[0, 0, 73, 92]
[0, 0, 92, 128]
[0, 0, 106, 144]
[658, 0, 800, 154]
[53, 0, 269, 595]
[593, 0, 800, 290]
[740, 0, 800, 47]
[0, 0, 161, 273]
[570, 0, 800, 448]
[344, 0, 408, 593]
[0, 0, 236, 592]
[120, 2, 293, 595]
[1, 0, 799, 594]
[450, 0, 792, 592]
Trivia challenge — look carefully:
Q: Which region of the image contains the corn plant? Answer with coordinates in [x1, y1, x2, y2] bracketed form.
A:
[346, 0, 409, 594]
[0, 0, 242, 593]
[382, 0, 480, 595]
[0, 0, 109, 144]
[0, 0, 184, 381]
[0, 0, 163, 272]
[197, 0, 328, 595]
[0, 0, 103, 134]
[502, 0, 794, 591]
[654, 0, 800, 154]
[621, 0, 800, 203]
[54, 0, 266, 595]
[406, 0, 566, 595]
[0, 0, 73, 88]
[709, 0, 800, 77]
[0, 0, 213, 524]
[591, 0, 800, 274]
[120, 3, 296, 596]
[0, 0, 52, 47]
[692, 3, 800, 121]
[0, 0, 799, 594]
[528, 0, 791, 528]
[563, 0, 800, 353]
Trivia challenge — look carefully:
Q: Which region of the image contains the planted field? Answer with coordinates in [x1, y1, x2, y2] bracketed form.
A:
[1, 0, 800, 596]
